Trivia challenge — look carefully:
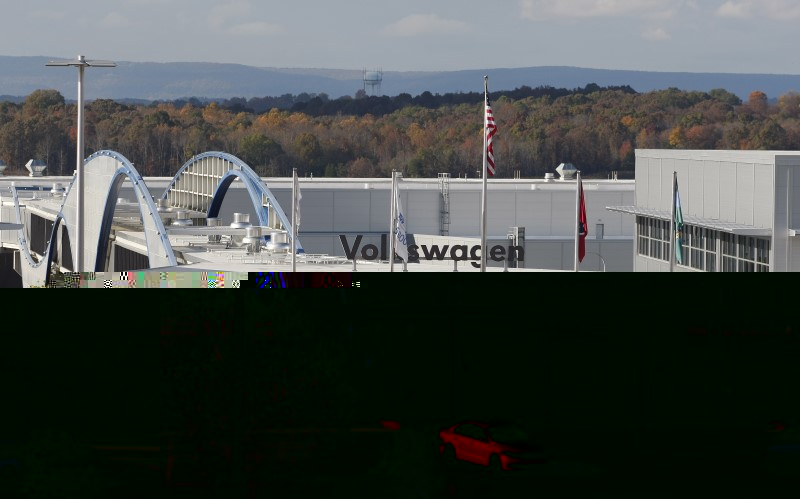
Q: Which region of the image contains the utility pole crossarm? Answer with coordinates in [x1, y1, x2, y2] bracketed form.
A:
[46, 57, 117, 67]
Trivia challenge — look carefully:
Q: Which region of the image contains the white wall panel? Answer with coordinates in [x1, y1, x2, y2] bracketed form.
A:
[295, 190, 333, 233]
[333, 190, 372, 232]
[688, 160, 704, 216]
[516, 191, 553, 235]
[735, 162, 755, 225]
[702, 161, 720, 220]
[404, 190, 439, 235]
[551, 193, 576, 237]
[367, 189, 390, 233]
[645, 158, 661, 209]
[660, 158, 675, 212]
[448, 191, 481, 236]
[718, 162, 737, 221]
[789, 161, 800, 221]
[753, 163, 774, 229]
[774, 164, 792, 272]
[487, 191, 517, 236]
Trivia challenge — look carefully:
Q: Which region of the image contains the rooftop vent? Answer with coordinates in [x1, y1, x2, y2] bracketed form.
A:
[544, 173, 555, 182]
[51, 183, 65, 196]
[265, 231, 291, 253]
[0, 160, 6, 176]
[25, 159, 47, 177]
[156, 199, 172, 212]
[556, 162, 577, 180]
[242, 227, 262, 254]
[172, 210, 193, 226]
[206, 217, 221, 243]
[230, 213, 252, 229]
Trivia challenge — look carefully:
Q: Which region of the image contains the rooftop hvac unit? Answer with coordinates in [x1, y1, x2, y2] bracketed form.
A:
[206, 217, 221, 243]
[25, 159, 47, 177]
[242, 226, 262, 254]
[156, 198, 172, 212]
[230, 213, 252, 228]
[266, 231, 291, 253]
[172, 210, 193, 226]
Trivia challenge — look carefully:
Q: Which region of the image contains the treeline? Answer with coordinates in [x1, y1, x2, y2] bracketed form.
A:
[214, 83, 637, 116]
[1, 85, 799, 180]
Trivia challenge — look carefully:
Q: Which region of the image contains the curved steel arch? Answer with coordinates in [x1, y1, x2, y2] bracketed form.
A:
[161, 152, 302, 252]
[9, 184, 70, 288]
[81, 150, 177, 271]
[205, 169, 270, 227]
[206, 170, 267, 224]
[11, 150, 177, 286]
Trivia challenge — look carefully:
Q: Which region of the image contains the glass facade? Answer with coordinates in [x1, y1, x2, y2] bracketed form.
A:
[636, 216, 670, 261]
[637, 216, 770, 272]
[720, 234, 770, 273]
[684, 225, 717, 272]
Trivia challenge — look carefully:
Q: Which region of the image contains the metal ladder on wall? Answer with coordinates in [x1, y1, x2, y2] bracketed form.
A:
[438, 173, 450, 236]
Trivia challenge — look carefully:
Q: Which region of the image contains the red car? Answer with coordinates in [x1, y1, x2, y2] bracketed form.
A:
[438, 422, 545, 471]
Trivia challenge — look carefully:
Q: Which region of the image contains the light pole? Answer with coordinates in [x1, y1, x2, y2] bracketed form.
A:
[584, 251, 607, 272]
[46, 55, 116, 272]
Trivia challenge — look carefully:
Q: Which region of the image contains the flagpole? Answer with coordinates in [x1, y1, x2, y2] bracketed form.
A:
[574, 170, 581, 272]
[669, 171, 676, 273]
[480, 76, 489, 273]
[291, 168, 297, 272]
[389, 170, 396, 272]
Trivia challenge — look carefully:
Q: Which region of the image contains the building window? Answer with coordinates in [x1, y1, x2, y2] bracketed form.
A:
[720, 234, 770, 272]
[681, 225, 717, 272]
[637, 216, 669, 261]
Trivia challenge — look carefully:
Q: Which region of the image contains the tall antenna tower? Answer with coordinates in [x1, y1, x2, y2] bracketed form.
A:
[363, 68, 383, 96]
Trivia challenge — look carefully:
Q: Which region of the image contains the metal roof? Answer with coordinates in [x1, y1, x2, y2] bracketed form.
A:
[606, 206, 772, 236]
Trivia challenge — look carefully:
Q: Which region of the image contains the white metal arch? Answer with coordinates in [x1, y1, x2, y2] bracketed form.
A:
[161, 152, 302, 251]
[77, 150, 177, 271]
[10, 150, 177, 286]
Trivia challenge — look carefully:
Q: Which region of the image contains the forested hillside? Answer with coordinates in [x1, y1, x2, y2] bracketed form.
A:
[1, 85, 798, 179]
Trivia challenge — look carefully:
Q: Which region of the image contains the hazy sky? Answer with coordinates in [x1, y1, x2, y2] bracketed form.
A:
[2, 0, 799, 74]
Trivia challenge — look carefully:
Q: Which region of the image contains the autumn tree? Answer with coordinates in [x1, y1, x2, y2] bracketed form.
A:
[293, 132, 324, 176]
[748, 91, 769, 115]
[237, 133, 285, 176]
[23, 89, 65, 117]
[752, 120, 787, 150]
[778, 92, 800, 120]
[709, 88, 742, 107]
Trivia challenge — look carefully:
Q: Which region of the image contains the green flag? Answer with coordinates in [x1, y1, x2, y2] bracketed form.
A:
[674, 177, 684, 265]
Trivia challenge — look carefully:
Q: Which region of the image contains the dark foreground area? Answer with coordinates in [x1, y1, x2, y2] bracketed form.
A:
[2, 425, 797, 499]
[2, 285, 799, 497]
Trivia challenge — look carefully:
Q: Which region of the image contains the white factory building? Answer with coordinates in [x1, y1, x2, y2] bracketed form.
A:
[608, 149, 800, 272]
[0, 151, 636, 286]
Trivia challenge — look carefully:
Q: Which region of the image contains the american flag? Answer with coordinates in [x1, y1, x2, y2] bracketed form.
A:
[485, 95, 497, 177]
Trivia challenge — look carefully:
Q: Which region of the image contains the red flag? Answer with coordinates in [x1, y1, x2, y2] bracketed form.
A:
[485, 96, 497, 177]
[578, 176, 587, 262]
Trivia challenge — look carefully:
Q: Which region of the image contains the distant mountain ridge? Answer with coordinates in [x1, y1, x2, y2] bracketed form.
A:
[1, 55, 800, 102]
